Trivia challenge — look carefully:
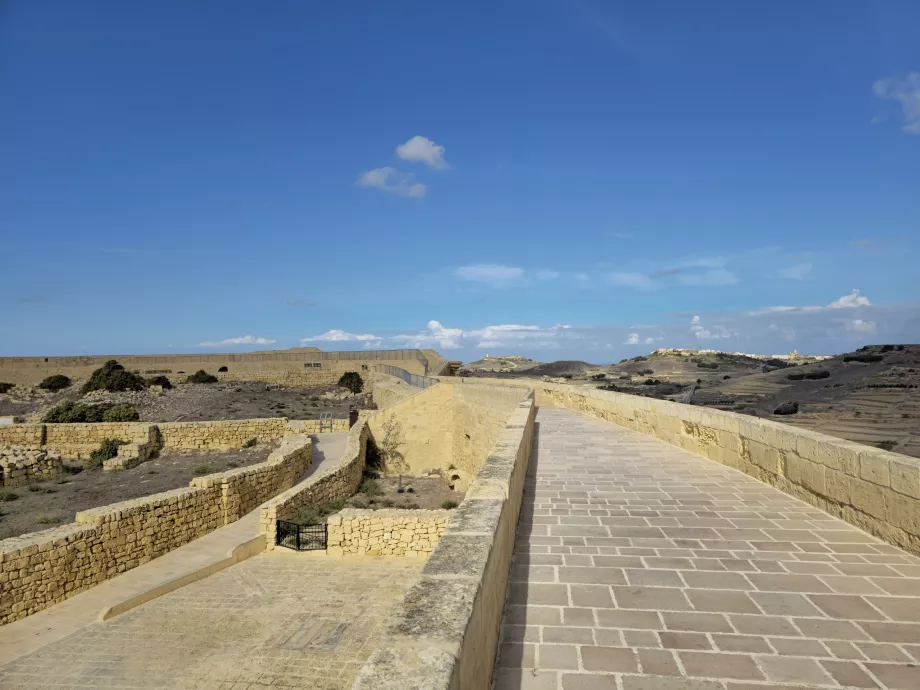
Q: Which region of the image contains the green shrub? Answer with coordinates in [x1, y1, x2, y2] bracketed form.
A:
[44, 401, 111, 423]
[192, 464, 211, 475]
[38, 375, 71, 392]
[292, 498, 346, 525]
[82, 360, 147, 394]
[0, 382, 14, 394]
[0, 490, 19, 502]
[877, 440, 898, 451]
[146, 375, 173, 389]
[381, 498, 395, 507]
[35, 513, 60, 525]
[774, 401, 799, 416]
[359, 477, 382, 497]
[242, 437, 257, 448]
[843, 353, 884, 363]
[89, 439, 127, 468]
[102, 404, 140, 422]
[398, 501, 420, 509]
[441, 500, 459, 510]
[337, 371, 364, 395]
[28, 485, 57, 494]
[186, 370, 218, 384]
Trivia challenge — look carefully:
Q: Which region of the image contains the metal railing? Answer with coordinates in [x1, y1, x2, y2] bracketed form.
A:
[276, 520, 327, 551]
[372, 364, 439, 389]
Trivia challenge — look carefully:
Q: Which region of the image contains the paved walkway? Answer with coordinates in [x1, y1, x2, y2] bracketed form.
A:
[0, 551, 423, 689]
[0, 433, 347, 668]
[496, 408, 920, 690]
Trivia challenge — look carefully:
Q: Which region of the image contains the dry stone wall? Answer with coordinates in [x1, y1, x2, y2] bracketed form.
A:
[326, 509, 449, 556]
[0, 434, 311, 625]
[0, 446, 63, 487]
[157, 418, 289, 450]
[354, 390, 536, 689]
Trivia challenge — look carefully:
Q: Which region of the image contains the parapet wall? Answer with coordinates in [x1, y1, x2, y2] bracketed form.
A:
[326, 509, 449, 556]
[447, 377, 920, 556]
[354, 390, 536, 689]
[0, 435, 311, 624]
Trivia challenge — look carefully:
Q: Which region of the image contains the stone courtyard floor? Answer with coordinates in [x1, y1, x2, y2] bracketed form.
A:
[495, 408, 920, 690]
[0, 551, 422, 689]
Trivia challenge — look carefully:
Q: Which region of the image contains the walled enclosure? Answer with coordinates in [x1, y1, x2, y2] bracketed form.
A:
[367, 382, 527, 489]
[0, 434, 312, 624]
[354, 389, 535, 689]
[444, 377, 920, 556]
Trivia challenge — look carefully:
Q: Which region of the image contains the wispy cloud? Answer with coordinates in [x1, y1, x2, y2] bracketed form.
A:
[689, 315, 733, 340]
[454, 264, 525, 286]
[356, 167, 426, 198]
[610, 231, 633, 240]
[17, 295, 49, 304]
[605, 255, 738, 290]
[536, 270, 560, 281]
[198, 335, 277, 347]
[396, 136, 449, 169]
[778, 263, 812, 281]
[847, 319, 876, 333]
[748, 289, 871, 316]
[300, 329, 381, 344]
[286, 298, 316, 307]
[606, 272, 658, 290]
[873, 72, 920, 134]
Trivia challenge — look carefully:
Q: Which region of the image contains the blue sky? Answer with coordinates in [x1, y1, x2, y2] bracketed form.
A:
[2, 1, 918, 362]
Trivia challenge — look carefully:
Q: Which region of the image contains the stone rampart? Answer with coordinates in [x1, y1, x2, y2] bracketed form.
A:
[0, 435, 311, 625]
[447, 377, 920, 556]
[259, 415, 370, 547]
[326, 509, 449, 556]
[354, 390, 535, 689]
[0, 446, 63, 487]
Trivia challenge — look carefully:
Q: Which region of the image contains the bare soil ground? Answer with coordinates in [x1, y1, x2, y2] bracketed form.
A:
[348, 476, 464, 511]
[0, 380, 373, 423]
[0, 443, 277, 539]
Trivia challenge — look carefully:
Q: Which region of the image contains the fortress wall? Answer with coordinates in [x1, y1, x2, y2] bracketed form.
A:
[445, 377, 920, 556]
[0, 435, 311, 625]
[353, 391, 536, 689]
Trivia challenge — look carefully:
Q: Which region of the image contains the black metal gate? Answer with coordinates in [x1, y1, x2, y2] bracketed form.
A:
[276, 520, 327, 551]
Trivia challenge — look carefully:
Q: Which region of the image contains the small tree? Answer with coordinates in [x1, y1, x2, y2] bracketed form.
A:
[338, 371, 364, 396]
[38, 375, 72, 392]
[379, 416, 408, 490]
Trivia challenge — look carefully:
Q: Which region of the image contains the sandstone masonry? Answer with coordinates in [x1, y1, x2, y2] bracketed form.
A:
[326, 509, 449, 556]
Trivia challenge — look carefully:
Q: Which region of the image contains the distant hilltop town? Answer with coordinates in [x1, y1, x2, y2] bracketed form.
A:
[651, 348, 833, 361]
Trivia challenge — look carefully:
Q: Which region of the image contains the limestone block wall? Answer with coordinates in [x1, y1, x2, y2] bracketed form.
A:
[452, 383, 529, 482]
[326, 509, 449, 556]
[157, 418, 289, 450]
[0, 422, 157, 460]
[0, 446, 63, 487]
[0, 434, 311, 625]
[354, 391, 536, 689]
[286, 418, 349, 434]
[446, 377, 920, 556]
[216, 371, 343, 386]
[260, 415, 370, 547]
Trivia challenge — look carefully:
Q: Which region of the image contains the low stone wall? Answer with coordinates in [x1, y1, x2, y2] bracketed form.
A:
[157, 418, 289, 450]
[0, 435, 311, 625]
[0, 446, 63, 487]
[446, 377, 920, 556]
[326, 509, 449, 556]
[216, 370, 343, 386]
[260, 415, 370, 547]
[354, 389, 536, 689]
[287, 418, 350, 434]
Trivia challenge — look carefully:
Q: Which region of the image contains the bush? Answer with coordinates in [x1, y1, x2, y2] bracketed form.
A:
[774, 401, 799, 416]
[35, 513, 60, 525]
[192, 464, 211, 475]
[877, 440, 898, 451]
[292, 498, 346, 525]
[242, 437, 257, 448]
[82, 360, 147, 394]
[338, 371, 364, 395]
[218, 366, 229, 372]
[89, 439, 127, 468]
[0, 489, 19, 502]
[590, 373, 606, 380]
[441, 500, 459, 510]
[0, 382, 14, 395]
[44, 401, 111, 423]
[38, 374, 71, 392]
[843, 353, 884, 363]
[696, 363, 719, 370]
[186, 370, 218, 384]
[146, 375, 173, 389]
[723, 375, 731, 380]
[633, 356, 648, 362]
[102, 404, 140, 422]
[637, 369, 654, 376]
[359, 477, 382, 497]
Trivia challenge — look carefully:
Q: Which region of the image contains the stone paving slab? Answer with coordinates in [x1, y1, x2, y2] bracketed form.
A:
[495, 408, 920, 690]
[0, 551, 423, 689]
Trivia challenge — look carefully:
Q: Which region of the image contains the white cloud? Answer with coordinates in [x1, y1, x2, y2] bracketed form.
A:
[396, 136, 449, 169]
[873, 73, 920, 134]
[624, 333, 640, 345]
[779, 263, 812, 281]
[607, 272, 657, 290]
[454, 264, 524, 286]
[847, 319, 876, 333]
[536, 270, 560, 280]
[356, 167, 426, 198]
[828, 289, 871, 309]
[749, 289, 872, 316]
[300, 329, 382, 343]
[198, 335, 277, 347]
[645, 337, 655, 345]
[689, 315, 733, 340]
